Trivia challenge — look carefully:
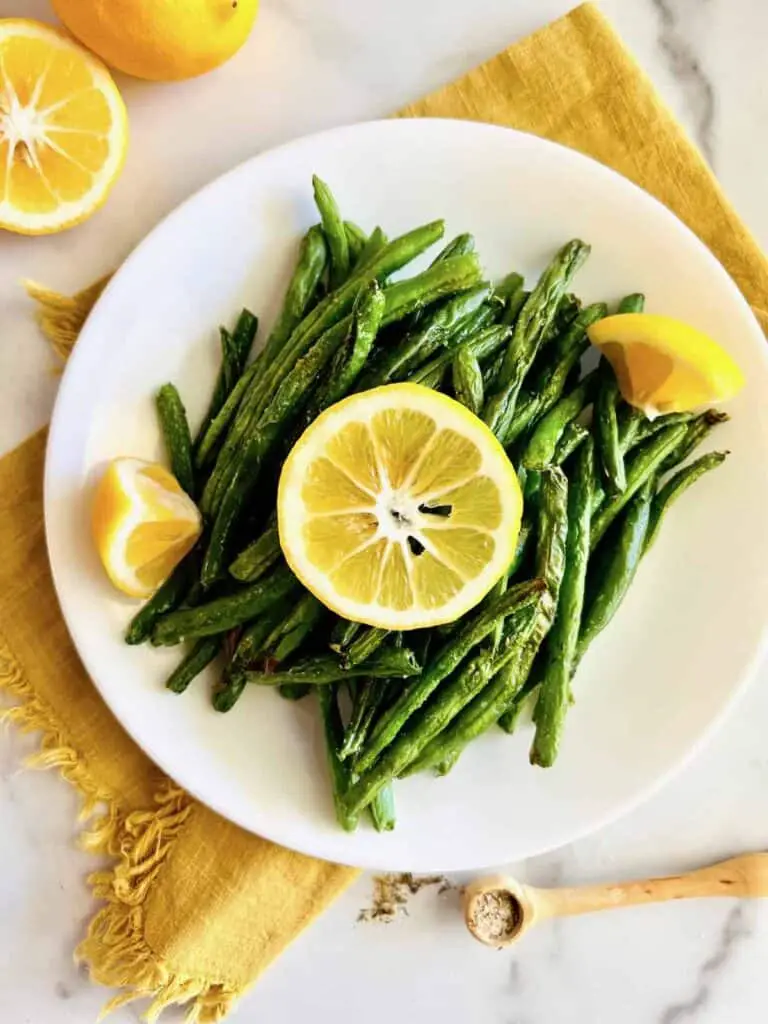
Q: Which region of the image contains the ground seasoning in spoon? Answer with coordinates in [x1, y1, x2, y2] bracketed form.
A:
[468, 888, 521, 944]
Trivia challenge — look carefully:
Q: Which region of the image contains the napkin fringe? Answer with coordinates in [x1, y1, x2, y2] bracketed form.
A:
[23, 274, 113, 363]
[78, 790, 239, 1024]
[0, 631, 113, 819]
[0, 630, 242, 1023]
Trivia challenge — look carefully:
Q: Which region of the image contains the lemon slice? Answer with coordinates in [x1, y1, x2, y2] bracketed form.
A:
[92, 459, 202, 599]
[277, 384, 522, 630]
[588, 313, 745, 418]
[0, 18, 128, 235]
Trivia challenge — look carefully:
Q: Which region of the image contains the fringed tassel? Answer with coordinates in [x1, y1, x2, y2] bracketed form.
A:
[0, 630, 243, 1022]
[23, 274, 113, 362]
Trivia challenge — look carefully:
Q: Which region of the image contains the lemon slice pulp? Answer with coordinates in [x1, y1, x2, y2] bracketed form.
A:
[588, 313, 745, 418]
[92, 458, 202, 599]
[278, 384, 522, 630]
[0, 18, 128, 235]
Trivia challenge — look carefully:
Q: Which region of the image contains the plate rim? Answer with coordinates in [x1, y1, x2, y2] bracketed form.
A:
[44, 117, 768, 871]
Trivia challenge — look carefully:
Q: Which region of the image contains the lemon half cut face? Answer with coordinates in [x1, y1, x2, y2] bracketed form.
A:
[0, 19, 128, 234]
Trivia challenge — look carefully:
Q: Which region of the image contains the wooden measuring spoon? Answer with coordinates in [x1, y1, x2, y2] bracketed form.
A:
[463, 853, 768, 948]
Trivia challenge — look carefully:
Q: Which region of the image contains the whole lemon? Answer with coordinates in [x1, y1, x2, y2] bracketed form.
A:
[51, 0, 259, 81]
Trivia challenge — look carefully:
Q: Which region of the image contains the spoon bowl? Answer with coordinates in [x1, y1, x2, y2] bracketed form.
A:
[463, 874, 534, 948]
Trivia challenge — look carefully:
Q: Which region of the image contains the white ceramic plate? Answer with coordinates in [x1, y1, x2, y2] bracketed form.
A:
[46, 119, 768, 872]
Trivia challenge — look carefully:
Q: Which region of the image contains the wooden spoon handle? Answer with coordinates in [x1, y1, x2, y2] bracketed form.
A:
[534, 853, 768, 922]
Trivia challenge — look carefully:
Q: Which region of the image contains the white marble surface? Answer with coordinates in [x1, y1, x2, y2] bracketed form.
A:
[1, 1, 768, 1021]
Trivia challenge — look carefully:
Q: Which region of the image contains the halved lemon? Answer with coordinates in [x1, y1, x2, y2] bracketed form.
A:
[0, 18, 128, 235]
[277, 384, 522, 630]
[588, 313, 745, 418]
[92, 458, 202, 599]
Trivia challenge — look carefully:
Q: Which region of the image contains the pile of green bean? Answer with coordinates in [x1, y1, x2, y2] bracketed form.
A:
[127, 176, 730, 832]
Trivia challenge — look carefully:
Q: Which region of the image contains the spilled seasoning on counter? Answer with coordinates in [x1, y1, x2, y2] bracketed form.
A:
[358, 873, 455, 923]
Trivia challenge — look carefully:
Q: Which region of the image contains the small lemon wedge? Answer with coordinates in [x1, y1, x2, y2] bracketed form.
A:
[588, 313, 745, 418]
[92, 459, 202, 599]
[277, 383, 522, 630]
[0, 19, 128, 235]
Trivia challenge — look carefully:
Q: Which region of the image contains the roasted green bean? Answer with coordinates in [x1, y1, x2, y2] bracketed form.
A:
[313, 176, 350, 288]
[354, 578, 546, 774]
[590, 423, 688, 550]
[645, 451, 728, 552]
[242, 647, 421, 686]
[531, 440, 594, 766]
[166, 636, 221, 695]
[156, 384, 195, 496]
[594, 359, 626, 493]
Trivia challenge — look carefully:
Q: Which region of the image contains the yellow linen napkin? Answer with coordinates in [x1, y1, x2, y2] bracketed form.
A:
[4, 3, 766, 1021]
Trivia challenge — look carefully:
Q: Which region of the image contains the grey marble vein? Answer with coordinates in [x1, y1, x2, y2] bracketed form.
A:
[658, 904, 752, 1023]
[54, 982, 71, 1001]
[651, 0, 716, 165]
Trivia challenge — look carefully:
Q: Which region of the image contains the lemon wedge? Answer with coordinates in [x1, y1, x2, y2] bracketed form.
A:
[92, 459, 202, 599]
[0, 18, 128, 235]
[277, 384, 522, 630]
[588, 313, 745, 418]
